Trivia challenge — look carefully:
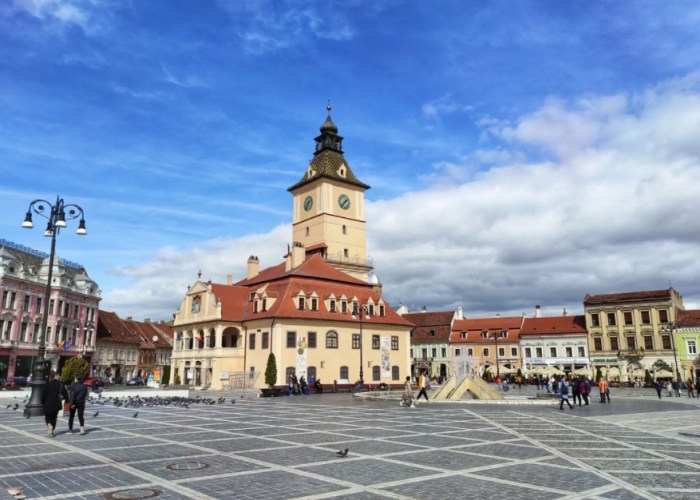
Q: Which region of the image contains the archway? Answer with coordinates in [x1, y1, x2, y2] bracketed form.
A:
[222, 327, 241, 348]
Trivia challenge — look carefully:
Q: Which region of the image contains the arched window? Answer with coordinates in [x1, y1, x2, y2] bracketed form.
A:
[326, 331, 338, 349]
[372, 366, 380, 381]
[392, 366, 400, 381]
[340, 366, 348, 380]
[307, 366, 317, 381]
[285, 367, 295, 383]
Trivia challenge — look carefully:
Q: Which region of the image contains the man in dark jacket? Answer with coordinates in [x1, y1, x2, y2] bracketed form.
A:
[68, 376, 88, 435]
[41, 370, 69, 438]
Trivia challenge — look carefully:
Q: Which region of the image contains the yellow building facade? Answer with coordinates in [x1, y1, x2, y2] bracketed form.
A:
[170, 109, 413, 390]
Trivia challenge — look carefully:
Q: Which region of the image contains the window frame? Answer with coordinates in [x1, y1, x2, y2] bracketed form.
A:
[286, 331, 296, 348]
[326, 331, 339, 349]
[248, 333, 256, 350]
[372, 334, 380, 349]
[308, 331, 317, 348]
[340, 366, 349, 380]
[391, 335, 399, 350]
[372, 365, 380, 381]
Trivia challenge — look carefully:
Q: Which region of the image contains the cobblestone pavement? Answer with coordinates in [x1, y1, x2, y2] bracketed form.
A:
[0, 392, 699, 499]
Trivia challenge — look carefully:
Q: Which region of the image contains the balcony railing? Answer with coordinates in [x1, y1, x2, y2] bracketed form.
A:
[324, 252, 374, 268]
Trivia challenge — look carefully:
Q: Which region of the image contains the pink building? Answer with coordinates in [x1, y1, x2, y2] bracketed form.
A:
[0, 239, 101, 381]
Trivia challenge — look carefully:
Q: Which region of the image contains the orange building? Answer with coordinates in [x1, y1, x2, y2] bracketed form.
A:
[450, 316, 524, 377]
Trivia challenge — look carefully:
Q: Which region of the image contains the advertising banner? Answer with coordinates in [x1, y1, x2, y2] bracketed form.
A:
[381, 336, 391, 377]
[296, 334, 308, 379]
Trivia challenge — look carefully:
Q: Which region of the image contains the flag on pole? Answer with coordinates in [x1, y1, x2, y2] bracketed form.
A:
[58, 340, 65, 349]
[64, 340, 71, 351]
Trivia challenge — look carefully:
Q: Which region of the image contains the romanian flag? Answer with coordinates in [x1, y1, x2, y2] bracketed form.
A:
[58, 341, 65, 349]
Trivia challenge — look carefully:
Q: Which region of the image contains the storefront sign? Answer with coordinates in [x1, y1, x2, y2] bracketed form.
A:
[591, 358, 618, 363]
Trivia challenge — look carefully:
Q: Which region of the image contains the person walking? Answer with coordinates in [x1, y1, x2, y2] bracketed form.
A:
[672, 380, 681, 397]
[571, 376, 581, 406]
[559, 377, 573, 410]
[580, 376, 591, 406]
[686, 378, 696, 398]
[654, 380, 663, 399]
[67, 375, 88, 435]
[599, 377, 609, 403]
[667, 380, 673, 397]
[40, 370, 69, 438]
[415, 371, 430, 405]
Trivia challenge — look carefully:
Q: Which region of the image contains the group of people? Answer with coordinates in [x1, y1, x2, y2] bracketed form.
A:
[654, 379, 696, 399]
[40, 370, 88, 437]
[401, 371, 431, 407]
[287, 373, 323, 395]
[558, 375, 611, 410]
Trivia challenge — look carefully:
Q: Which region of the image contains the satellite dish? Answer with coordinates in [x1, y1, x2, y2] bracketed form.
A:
[152, 335, 158, 342]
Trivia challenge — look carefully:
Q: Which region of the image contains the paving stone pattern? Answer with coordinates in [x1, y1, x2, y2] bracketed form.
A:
[0, 393, 699, 499]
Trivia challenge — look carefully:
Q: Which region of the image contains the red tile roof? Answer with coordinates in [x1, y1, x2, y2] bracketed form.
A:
[520, 315, 587, 336]
[584, 289, 674, 304]
[97, 310, 140, 344]
[451, 316, 524, 343]
[403, 311, 454, 343]
[678, 309, 700, 328]
[234, 254, 368, 287]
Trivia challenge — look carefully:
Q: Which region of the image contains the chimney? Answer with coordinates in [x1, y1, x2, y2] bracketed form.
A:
[421, 305, 427, 313]
[563, 308, 567, 317]
[226, 274, 233, 285]
[247, 255, 259, 279]
[535, 305, 541, 318]
[456, 306, 463, 320]
[291, 242, 305, 269]
[126, 316, 133, 321]
[144, 318, 150, 322]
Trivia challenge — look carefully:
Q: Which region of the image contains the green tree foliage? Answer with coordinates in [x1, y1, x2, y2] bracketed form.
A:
[162, 365, 171, 385]
[61, 357, 89, 385]
[265, 352, 278, 387]
[596, 367, 603, 382]
[644, 369, 653, 386]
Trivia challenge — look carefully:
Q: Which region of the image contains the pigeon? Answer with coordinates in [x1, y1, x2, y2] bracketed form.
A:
[93, 412, 99, 418]
[5, 405, 10, 409]
[336, 448, 349, 457]
[133, 412, 138, 418]
[231, 400, 235, 404]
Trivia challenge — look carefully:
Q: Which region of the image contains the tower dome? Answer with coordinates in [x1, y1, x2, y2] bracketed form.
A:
[367, 270, 380, 285]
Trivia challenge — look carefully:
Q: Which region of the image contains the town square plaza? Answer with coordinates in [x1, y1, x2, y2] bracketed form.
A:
[0, 391, 699, 500]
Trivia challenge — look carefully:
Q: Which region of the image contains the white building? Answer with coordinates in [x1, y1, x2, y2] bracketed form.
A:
[520, 314, 590, 374]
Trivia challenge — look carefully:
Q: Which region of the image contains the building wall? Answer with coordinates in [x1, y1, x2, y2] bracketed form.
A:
[410, 342, 451, 378]
[451, 342, 522, 374]
[677, 327, 700, 381]
[520, 334, 590, 371]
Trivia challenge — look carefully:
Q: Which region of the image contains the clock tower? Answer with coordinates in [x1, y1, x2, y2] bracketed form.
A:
[288, 105, 373, 281]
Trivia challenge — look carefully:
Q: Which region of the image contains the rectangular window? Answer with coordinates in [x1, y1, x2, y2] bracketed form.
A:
[352, 334, 360, 349]
[10, 292, 16, 308]
[456, 348, 462, 357]
[594, 338, 602, 351]
[410, 348, 413, 358]
[74, 304, 79, 319]
[498, 347, 505, 357]
[298, 297, 305, 310]
[253, 301, 258, 313]
[391, 336, 399, 350]
[308, 332, 317, 348]
[330, 300, 336, 313]
[20, 322, 28, 342]
[422, 348, 428, 359]
[549, 347, 557, 357]
[607, 312, 616, 326]
[644, 336, 653, 349]
[641, 311, 650, 324]
[662, 335, 671, 350]
[36, 297, 42, 314]
[372, 365, 380, 381]
[565, 347, 573, 357]
[688, 340, 697, 355]
[483, 348, 490, 357]
[626, 336, 636, 350]
[442, 347, 447, 358]
[379, 305, 385, 316]
[369, 304, 374, 316]
[23, 295, 30, 311]
[49, 299, 55, 315]
[432, 348, 437, 358]
[610, 337, 619, 351]
[591, 313, 600, 327]
[341, 301, 347, 314]
[392, 366, 399, 381]
[1, 291, 6, 307]
[536, 347, 543, 357]
[286, 331, 296, 348]
[64, 302, 70, 317]
[577, 346, 585, 357]
[511, 347, 517, 356]
[372, 335, 380, 349]
[659, 309, 668, 323]
[624, 312, 633, 325]
[311, 298, 318, 311]
[261, 332, 269, 349]
[525, 347, 532, 358]
[352, 302, 358, 315]
[249, 333, 256, 350]
[261, 298, 267, 311]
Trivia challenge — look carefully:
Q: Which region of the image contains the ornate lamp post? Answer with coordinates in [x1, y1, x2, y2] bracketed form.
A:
[661, 321, 683, 387]
[489, 330, 506, 379]
[22, 196, 87, 417]
[352, 305, 370, 388]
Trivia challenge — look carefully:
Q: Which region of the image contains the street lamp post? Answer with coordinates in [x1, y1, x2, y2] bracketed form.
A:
[490, 330, 506, 379]
[21, 196, 87, 417]
[661, 321, 683, 387]
[352, 305, 370, 389]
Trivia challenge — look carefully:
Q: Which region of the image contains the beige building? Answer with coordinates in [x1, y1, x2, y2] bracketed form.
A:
[170, 109, 413, 390]
[584, 288, 684, 380]
[450, 316, 524, 377]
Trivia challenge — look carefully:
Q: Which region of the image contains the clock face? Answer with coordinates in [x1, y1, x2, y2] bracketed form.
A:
[303, 196, 313, 212]
[338, 194, 351, 210]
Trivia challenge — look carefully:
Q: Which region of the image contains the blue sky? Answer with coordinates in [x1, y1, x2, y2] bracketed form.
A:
[2, 0, 700, 319]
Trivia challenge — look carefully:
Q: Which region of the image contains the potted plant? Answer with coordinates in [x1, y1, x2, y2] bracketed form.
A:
[260, 353, 281, 397]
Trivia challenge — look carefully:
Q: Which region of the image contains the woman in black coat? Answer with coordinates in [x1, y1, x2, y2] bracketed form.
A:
[41, 370, 68, 437]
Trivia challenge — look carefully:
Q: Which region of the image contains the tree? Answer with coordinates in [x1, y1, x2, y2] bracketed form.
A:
[161, 365, 171, 386]
[644, 369, 653, 386]
[61, 357, 90, 385]
[596, 367, 603, 382]
[264, 352, 278, 387]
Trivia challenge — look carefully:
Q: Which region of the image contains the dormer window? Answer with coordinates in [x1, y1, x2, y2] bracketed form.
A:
[330, 300, 336, 313]
[430, 329, 436, 337]
[500, 331, 508, 338]
[368, 304, 374, 316]
[311, 298, 318, 311]
[352, 302, 358, 315]
[481, 331, 488, 339]
[341, 301, 347, 314]
[379, 305, 385, 316]
[298, 297, 305, 310]
[339, 167, 345, 177]
[461, 332, 467, 339]
[253, 301, 258, 313]
[262, 298, 267, 312]
[249, 292, 256, 301]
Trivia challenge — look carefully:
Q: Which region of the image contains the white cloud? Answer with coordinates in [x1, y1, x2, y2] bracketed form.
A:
[421, 94, 466, 121]
[102, 75, 700, 320]
[161, 65, 211, 89]
[7, 0, 103, 32]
